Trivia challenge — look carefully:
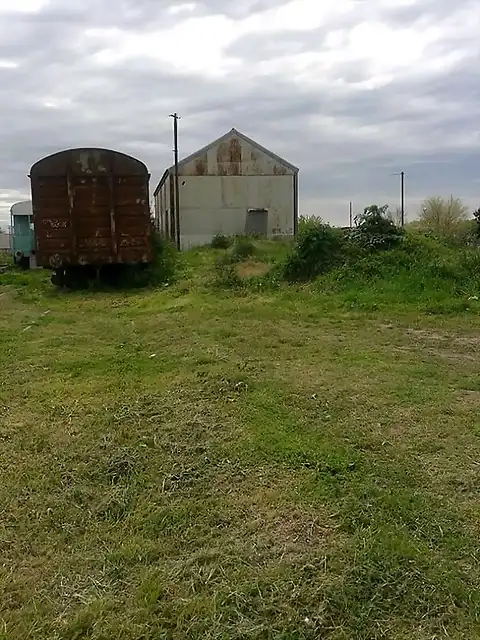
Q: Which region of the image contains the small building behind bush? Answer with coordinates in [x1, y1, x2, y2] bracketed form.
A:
[10, 200, 34, 266]
[153, 128, 299, 249]
[0, 231, 10, 253]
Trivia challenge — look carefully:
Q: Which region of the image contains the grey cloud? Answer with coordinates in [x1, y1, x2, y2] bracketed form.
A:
[225, 27, 331, 60]
[1, 0, 480, 227]
[383, 0, 451, 24]
[193, 0, 285, 20]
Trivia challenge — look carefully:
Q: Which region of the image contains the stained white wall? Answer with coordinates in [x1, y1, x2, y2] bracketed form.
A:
[153, 130, 297, 249]
[177, 175, 294, 249]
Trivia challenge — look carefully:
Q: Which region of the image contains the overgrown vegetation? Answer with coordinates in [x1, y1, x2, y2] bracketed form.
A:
[125, 229, 177, 288]
[191, 208, 480, 316]
[2, 209, 480, 639]
[212, 235, 257, 287]
[282, 207, 405, 284]
[266, 206, 479, 315]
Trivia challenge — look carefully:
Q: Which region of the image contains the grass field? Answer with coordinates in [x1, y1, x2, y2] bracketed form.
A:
[1, 245, 480, 639]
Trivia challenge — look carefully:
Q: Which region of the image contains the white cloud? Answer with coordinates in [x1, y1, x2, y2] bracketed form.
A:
[0, 0, 48, 13]
[86, 16, 243, 78]
[167, 2, 197, 15]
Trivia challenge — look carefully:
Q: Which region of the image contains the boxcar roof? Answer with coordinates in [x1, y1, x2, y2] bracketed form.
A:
[30, 148, 149, 177]
[10, 200, 32, 216]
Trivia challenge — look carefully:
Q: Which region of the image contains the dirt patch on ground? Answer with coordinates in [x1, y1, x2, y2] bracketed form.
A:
[454, 336, 480, 347]
[405, 328, 446, 341]
[236, 261, 271, 278]
[457, 390, 480, 409]
[390, 328, 479, 363]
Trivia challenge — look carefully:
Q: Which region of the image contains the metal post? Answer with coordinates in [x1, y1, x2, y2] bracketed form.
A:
[349, 201, 353, 228]
[170, 113, 181, 250]
[10, 208, 13, 255]
[400, 170, 405, 226]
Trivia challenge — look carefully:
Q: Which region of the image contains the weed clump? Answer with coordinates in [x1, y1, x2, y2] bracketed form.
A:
[211, 233, 232, 249]
[231, 236, 255, 261]
[213, 253, 242, 289]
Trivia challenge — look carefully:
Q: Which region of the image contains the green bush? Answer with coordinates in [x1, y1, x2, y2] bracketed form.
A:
[282, 218, 345, 282]
[349, 205, 405, 251]
[211, 233, 232, 249]
[473, 207, 480, 239]
[147, 230, 177, 285]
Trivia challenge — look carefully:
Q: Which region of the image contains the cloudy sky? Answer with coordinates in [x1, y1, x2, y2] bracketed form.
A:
[1, 0, 480, 229]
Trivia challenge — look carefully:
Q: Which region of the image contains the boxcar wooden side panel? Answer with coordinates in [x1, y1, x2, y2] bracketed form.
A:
[30, 148, 151, 268]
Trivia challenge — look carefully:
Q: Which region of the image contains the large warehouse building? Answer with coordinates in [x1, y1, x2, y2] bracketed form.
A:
[153, 128, 299, 249]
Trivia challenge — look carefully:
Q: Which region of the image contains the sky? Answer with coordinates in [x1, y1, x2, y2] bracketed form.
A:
[1, 0, 480, 229]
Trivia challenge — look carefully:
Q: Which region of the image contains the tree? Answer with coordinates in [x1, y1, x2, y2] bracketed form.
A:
[473, 207, 480, 238]
[385, 206, 405, 227]
[419, 196, 469, 236]
[351, 204, 404, 250]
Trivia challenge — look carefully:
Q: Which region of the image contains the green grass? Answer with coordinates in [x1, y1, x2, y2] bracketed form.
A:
[1, 243, 480, 639]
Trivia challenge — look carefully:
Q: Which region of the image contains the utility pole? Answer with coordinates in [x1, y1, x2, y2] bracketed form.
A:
[169, 112, 181, 250]
[400, 170, 405, 227]
[349, 201, 353, 228]
[392, 170, 405, 226]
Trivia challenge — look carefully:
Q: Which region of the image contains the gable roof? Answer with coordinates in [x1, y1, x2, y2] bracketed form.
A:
[154, 127, 298, 196]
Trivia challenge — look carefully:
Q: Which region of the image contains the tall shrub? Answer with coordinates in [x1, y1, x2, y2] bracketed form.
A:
[419, 196, 469, 237]
[350, 205, 404, 251]
[282, 218, 344, 282]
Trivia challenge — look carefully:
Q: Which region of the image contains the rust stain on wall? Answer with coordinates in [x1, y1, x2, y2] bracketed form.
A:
[195, 154, 207, 175]
[216, 137, 242, 175]
[216, 141, 227, 175]
[228, 137, 242, 175]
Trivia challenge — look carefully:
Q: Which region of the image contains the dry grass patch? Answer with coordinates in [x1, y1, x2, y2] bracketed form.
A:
[235, 260, 271, 278]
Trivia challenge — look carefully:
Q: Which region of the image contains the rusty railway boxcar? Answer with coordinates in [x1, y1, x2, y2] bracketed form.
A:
[30, 148, 151, 284]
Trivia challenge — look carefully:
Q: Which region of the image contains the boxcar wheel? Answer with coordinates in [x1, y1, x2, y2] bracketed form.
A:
[19, 256, 30, 270]
[65, 266, 90, 290]
[51, 269, 65, 287]
[63, 268, 77, 290]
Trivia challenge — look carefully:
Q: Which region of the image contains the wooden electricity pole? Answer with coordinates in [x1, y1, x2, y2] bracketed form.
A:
[400, 170, 405, 227]
[169, 113, 181, 250]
